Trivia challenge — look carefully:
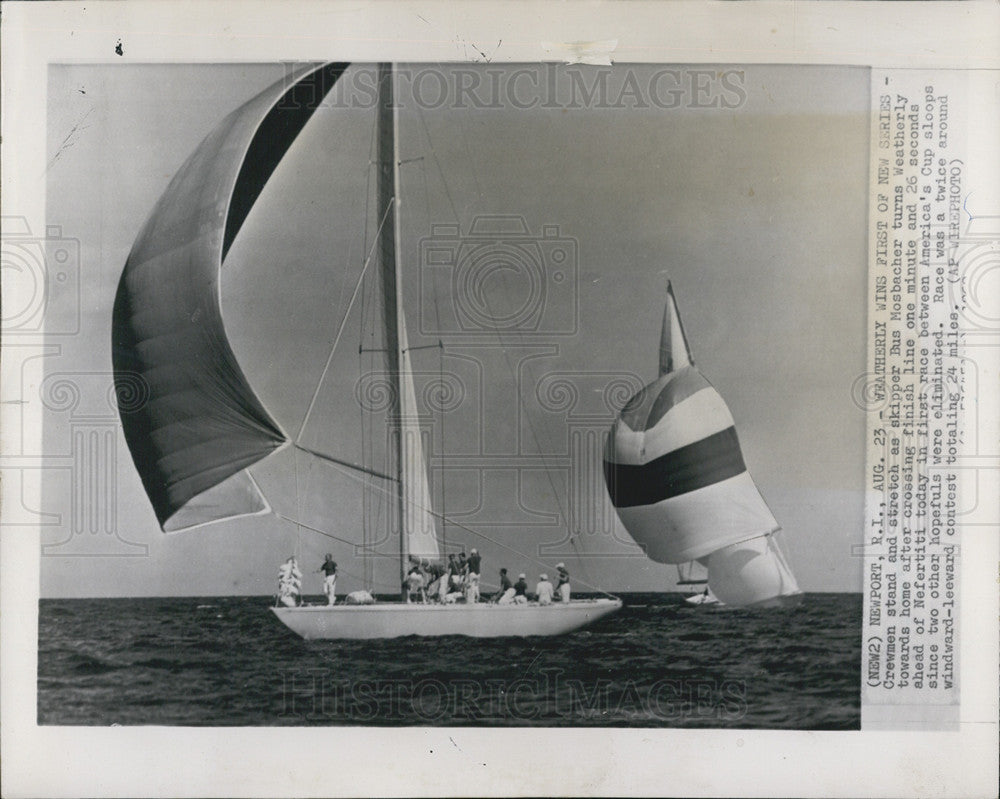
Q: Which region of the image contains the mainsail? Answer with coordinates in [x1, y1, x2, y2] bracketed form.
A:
[112, 63, 349, 532]
[397, 306, 440, 560]
[373, 64, 440, 575]
[604, 283, 801, 607]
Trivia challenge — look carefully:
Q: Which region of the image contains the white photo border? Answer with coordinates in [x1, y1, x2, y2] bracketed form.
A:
[2, 2, 998, 797]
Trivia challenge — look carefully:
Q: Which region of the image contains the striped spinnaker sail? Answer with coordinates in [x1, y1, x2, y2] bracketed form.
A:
[112, 63, 348, 531]
[604, 283, 801, 607]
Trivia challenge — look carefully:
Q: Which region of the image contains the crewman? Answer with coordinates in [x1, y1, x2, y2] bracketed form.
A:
[465, 571, 481, 603]
[535, 573, 554, 605]
[556, 562, 571, 602]
[317, 554, 338, 605]
[494, 568, 514, 604]
[277, 556, 302, 607]
[467, 548, 482, 576]
[513, 573, 529, 605]
[405, 567, 426, 604]
[438, 560, 452, 603]
[424, 559, 445, 598]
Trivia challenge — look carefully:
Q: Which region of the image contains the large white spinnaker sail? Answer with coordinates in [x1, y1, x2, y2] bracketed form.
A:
[111, 64, 349, 532]
[603, 283, 802, 607]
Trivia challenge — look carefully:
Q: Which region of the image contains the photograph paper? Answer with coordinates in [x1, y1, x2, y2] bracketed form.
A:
[2, 2, 997, 797]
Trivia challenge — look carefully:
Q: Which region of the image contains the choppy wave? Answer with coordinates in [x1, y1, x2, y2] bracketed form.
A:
[38, 593, 860, 728]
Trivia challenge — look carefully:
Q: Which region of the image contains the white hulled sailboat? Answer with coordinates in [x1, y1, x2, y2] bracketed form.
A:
[112, 63, 621, 639]
[603, 284, 803, 608]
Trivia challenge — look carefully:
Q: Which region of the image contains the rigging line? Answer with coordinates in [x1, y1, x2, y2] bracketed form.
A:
[479, 288, 599, 591]
[275, 512, 358, 548]
[440, 513, 616, 599]
[359, 198, 379, 592]
[413, 147, 449, 555]
[357, 109, 383, 594]
[450, 78, 484, 202]
[309, 454, 618, 600]
[333, 567, 400, 593]
[437, 338, 447, 554]
[358, 339, 370, 591]
[294, 445, 302, 560]
[296, 198, 396, 442]
[294, 443, 397, 482]
[277, 515, 400, 593]
[359, 89, 382, 353]
[412, 107, 606, 595]
[417, 116, 454, 555]
[363, 97, 378, 252]
[770, 531, 798, 580]
[414, 102, 460, 223]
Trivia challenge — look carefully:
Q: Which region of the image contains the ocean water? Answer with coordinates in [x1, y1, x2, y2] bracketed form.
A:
[38, 593, 860, 728]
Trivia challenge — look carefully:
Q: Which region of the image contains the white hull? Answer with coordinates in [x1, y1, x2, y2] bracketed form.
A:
[684, 592, 722, 607]
[271, 598, 622, 640]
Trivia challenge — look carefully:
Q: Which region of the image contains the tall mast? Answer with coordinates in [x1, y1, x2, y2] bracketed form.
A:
[376, 63, 408, 600]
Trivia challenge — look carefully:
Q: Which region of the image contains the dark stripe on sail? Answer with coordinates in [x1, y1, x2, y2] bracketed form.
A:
[223, 62, 349, 260]
[113, 64, 350, 531]
[603, 426, 747, 507]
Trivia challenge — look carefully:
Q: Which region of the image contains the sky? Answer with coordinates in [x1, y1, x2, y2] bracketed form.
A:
[37, 62, 869, 597]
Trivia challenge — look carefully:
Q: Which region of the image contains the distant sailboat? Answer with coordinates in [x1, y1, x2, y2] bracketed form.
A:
[111, 62, 621, 639]
[676, 561, 721, 607]
[603, 284, 802, 608]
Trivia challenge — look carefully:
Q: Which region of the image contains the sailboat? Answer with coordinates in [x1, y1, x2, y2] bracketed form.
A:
[675, 561, 722, 607]
[603, 283, 803, 609]
[111, 62, 621, 639]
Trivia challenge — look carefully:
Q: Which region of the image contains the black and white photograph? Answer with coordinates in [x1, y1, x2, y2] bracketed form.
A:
[2, 2, 997, 797]
[33, 59, 866, 727]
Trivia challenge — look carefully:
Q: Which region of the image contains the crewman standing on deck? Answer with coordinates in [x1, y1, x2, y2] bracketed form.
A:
[317, 554, 338, 605]
[465, 571, 481, 603]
